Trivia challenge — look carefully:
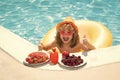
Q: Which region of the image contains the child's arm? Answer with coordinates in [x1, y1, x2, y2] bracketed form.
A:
[38, 40, 56, 51]
[81, 35, 96, 51]
[83, 39, 96, 50]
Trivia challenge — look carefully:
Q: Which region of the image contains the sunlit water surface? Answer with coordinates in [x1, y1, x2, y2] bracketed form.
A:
[0, 0, 120, 45]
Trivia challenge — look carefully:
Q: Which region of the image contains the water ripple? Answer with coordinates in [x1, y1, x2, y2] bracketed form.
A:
[0, 0, 120, 45]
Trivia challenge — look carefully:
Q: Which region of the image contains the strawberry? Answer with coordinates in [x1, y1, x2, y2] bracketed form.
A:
[62, 51, 69, 58]
[25, 57, 30, 62]
[50, 51, 58, 64]
[28, 58, 34, 64]
[26, 51, 49, 64]
[52, 47, 56, 52]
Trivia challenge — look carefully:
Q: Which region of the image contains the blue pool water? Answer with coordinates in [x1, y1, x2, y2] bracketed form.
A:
[0, 0, 120, 46]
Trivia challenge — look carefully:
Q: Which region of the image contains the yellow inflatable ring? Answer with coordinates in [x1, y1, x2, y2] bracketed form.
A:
[42, 18, 112, 49]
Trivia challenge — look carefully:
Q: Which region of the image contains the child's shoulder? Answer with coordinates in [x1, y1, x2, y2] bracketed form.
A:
[51, 40, 58, 46]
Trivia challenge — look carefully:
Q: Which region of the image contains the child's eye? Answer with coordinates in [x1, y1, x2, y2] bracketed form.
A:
[60, 31, 65, 34]
[67, 31, 72, 34]
[67, 31, 71, 33]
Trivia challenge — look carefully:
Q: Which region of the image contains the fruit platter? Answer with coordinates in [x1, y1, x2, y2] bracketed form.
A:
[58, 51, 87, 68]
[23, 48, 87, 69]
[23, 51, 49, 67]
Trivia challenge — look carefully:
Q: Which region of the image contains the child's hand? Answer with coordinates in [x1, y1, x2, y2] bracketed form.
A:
[82, 35, 96, 50]
[82, 35, 89, 45]
[38, 40, 44, 51]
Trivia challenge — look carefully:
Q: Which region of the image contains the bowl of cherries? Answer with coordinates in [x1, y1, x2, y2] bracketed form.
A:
[59, 51, 87, 68]
[23, 51, 49, 67]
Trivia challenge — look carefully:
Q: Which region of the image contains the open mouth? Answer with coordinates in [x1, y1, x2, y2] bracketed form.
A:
[63, 37, 69, 41]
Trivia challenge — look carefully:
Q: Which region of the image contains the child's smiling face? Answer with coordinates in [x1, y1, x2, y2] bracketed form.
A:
[60, 30, 73, 44]
[58, 23, 74, 44]
[56, 21, 79, 48]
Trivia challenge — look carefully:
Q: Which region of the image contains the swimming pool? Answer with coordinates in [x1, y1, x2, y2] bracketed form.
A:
[0, 0, 120, 46]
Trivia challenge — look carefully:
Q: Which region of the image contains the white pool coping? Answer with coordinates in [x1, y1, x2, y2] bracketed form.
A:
[0, 25, 120, 70]
[0, 26, 38, 61]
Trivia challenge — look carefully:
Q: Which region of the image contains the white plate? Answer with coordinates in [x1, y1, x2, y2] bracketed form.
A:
[58, 53, 87, 68]
[23, 58, 49, 67]
[23, 51, 49, 67]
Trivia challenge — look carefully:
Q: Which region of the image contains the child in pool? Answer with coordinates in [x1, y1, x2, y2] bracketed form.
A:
[38, 21, 96, 53]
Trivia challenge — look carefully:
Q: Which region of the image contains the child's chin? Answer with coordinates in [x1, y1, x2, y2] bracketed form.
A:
[63, 41, 70, 44]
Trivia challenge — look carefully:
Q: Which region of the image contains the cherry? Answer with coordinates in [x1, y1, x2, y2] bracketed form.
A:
[61, 54, 83, 66]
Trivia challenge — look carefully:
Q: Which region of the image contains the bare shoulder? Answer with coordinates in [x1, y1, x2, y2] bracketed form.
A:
[75, 41, 83, 49]
[76, 40, 87, 50]
[48, 40, 57, 47]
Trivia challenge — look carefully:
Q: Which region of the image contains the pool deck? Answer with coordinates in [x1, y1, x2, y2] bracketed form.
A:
[0, 26, 120, 80]
[0, 48, 120, 80]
